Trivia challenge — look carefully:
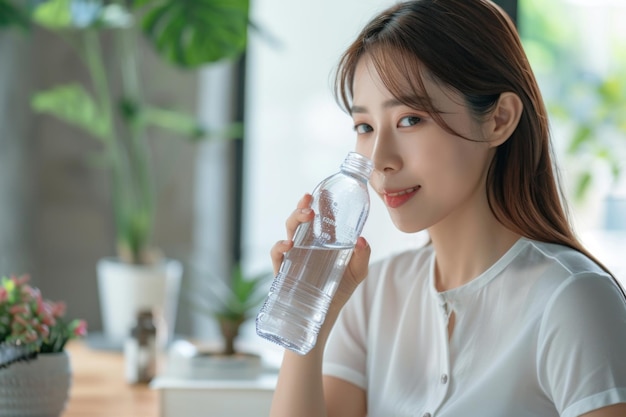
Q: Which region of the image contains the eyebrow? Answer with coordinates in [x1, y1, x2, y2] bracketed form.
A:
[350, 98, 404, 114]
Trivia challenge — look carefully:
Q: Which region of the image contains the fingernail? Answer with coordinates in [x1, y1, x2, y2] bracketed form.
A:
[281, 240, 291, 246]
[301, 208, 312, 214]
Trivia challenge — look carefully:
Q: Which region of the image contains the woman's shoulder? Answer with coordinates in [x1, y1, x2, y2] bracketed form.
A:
[518, 238, 624, 313]
[522, 238, 607, 277]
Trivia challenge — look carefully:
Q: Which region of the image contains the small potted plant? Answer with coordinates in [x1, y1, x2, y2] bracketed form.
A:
[0, 274, 87, 416]
[173, 264, 271, 379]
[189, 264, 270, 355]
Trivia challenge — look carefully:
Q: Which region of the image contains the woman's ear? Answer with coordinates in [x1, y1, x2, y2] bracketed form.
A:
[485, 92, 523, 147]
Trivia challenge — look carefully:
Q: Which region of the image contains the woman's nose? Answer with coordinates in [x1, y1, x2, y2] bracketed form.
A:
[371, 130, 401, 173]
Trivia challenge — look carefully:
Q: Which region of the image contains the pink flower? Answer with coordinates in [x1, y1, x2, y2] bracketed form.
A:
[23, 328, 38, 343]
[50, 301, 66, 318]
[39, 301, 56, 326]
[36, 297, 46, 316]
[23, 285, 42, 302]
[2, 273, 87, 353]
[35, 323, 50, 339]
[72, 319, 88, 337]
[13, 314, 30, 328]
[9, 304, 29, 315]
[11, 275, 30, 286]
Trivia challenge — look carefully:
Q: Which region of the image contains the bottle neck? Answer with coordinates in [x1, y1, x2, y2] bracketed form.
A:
[340, 152, 373, 183]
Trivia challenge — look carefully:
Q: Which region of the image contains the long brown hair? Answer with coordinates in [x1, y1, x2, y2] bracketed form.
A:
[335, 0, 614, 276]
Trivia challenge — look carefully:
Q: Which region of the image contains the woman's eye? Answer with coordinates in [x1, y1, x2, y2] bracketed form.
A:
[354, 123, 373, 134]
[398, 116, 422, 127]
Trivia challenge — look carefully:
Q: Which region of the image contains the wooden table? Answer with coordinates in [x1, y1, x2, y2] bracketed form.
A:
[63, 341, 159, 417]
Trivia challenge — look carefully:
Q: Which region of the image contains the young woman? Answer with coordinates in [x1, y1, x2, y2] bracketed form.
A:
[269, 1, 626, 416]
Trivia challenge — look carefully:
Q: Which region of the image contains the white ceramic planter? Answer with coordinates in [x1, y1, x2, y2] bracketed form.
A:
[97, 257, 183, 348]
[0, 351, 71, 417]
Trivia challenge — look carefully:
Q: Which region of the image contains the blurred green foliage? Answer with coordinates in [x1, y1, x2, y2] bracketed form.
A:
[0, 0, 248, 264]
[520, 0, 626, 202]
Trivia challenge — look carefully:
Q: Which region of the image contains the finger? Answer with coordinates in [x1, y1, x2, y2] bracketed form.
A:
[270, 239, 293, 275]
[285, 193, 314, 240]
[285, 207, 314, 241]
[287, 193, 314, 239]
[346, 236, 371, 286]
[297, 193, 313, 209]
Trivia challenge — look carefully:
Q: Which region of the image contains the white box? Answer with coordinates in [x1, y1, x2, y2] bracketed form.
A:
[152, 373, 277, 417]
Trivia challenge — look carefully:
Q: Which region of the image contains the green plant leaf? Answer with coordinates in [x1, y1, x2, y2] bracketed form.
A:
[574, 171, 592, 203]
[0, 0, 31, 29]
[137, 0, 249, 68]
[610, 161, 622, 183]
[32, 0, 73, 29]
[115, 203, 153, 264]
[140, 105, 206, 139]
[597, 76, 622, 106]
[203, 122, 244, 142]
[185, 263, 270, 321]
[31, 84, 109, 140]
[567, 124, 592, 154]
[138, 104, 243, 141]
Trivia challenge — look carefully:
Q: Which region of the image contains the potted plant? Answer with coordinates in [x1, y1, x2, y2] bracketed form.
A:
[0, 0, 249, 346]
[0, 274, 87, 417]
[190, 264, 270, 355]
[172, 264, 271, 379]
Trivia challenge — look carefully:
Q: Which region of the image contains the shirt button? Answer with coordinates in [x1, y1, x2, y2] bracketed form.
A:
[423, 413, 432, 417]
[441, 373, 448, 384]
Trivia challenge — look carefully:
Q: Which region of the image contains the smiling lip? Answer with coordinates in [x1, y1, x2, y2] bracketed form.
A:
[383, 186, 421, 208]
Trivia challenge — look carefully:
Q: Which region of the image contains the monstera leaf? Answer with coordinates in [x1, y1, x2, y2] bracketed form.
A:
[132, 0, 249, 68]
[0, 0, 30, 29]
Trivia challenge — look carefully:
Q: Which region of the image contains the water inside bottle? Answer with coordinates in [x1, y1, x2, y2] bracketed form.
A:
[256, 244, 353, 355]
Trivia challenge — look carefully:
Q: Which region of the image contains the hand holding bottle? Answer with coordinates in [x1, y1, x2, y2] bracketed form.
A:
[270, 193, 371, 313]
[257, 152, 373, 355]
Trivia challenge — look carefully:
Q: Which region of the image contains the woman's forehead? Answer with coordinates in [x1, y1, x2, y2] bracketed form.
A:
[354, 51, 464, 112]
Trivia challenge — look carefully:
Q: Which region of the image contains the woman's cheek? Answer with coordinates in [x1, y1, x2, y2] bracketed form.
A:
[368, 174, 384, 198]
[355, 138, 374, 160]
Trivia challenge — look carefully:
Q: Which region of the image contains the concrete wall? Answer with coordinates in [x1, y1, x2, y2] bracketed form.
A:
[0, 31, 36, 280]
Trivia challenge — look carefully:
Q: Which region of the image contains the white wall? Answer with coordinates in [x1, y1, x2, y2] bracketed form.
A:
[242, 0, 428, 279]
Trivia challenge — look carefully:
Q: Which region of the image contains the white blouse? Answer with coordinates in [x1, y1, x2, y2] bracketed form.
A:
[323, 238, 626, 417]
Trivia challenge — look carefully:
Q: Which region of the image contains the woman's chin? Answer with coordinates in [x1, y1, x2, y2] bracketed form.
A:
[389, 216, 427, 234]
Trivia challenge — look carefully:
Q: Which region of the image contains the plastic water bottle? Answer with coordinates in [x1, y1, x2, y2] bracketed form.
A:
[256, 151, 373, 355]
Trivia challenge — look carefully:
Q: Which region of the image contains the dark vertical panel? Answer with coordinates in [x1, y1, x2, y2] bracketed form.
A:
[232, 54, 246, 264]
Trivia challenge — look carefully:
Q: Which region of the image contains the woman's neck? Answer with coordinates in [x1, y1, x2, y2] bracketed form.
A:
[429, 203, 521, 292]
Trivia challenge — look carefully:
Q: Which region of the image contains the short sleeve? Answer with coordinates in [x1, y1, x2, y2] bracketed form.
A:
[537, 272, 626, 417]
[323, 272, 371, 390]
